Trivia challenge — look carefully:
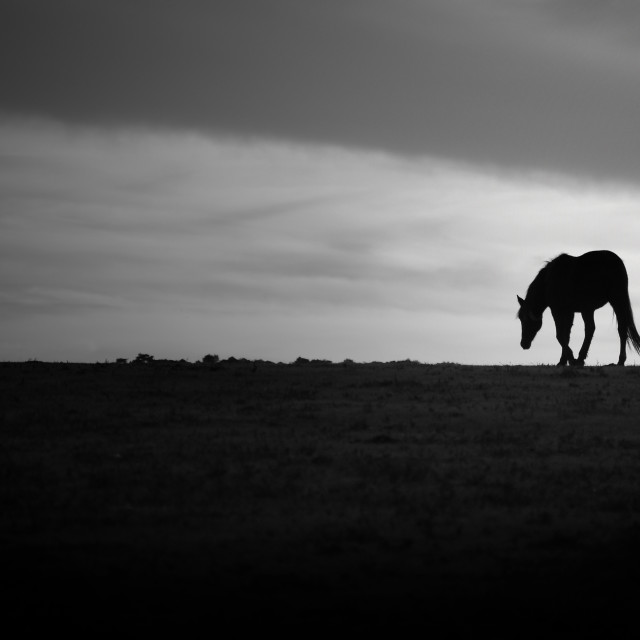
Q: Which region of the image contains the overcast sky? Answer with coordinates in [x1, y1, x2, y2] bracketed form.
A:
[2, 0, 640, 364]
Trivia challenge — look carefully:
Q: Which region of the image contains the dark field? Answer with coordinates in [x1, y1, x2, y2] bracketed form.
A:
[3, 360, 640, 633]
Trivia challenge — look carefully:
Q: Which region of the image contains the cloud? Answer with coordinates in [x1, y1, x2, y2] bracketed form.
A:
[2, 1, 640, 184]
[1, 286, 127, 315]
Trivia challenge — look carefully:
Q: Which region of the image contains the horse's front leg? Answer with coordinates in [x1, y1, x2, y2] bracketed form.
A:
[552, 309, 576, 366]
[577, 310, 595, 366]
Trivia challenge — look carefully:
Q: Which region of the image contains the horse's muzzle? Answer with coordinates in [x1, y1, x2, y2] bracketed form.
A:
[521, 341, 531, 350]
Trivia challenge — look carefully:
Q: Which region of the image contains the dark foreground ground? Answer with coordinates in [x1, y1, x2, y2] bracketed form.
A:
[3, 359, 640, 634]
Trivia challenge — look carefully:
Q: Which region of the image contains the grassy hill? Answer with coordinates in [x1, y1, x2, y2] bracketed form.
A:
[3, 360, 640, 633]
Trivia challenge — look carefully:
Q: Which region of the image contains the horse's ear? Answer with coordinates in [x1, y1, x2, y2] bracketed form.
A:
[517, 295, 524, 306]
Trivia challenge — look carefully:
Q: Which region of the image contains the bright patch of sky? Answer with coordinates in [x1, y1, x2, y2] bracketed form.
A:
[2, 119, 639, 364]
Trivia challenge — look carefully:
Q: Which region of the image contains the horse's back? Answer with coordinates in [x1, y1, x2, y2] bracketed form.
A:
[551, 250, 626, 277]
[547, 250, 627, 310]
[578, 250, 625, 270]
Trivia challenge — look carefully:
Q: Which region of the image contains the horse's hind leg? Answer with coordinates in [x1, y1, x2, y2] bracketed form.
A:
[610, 299, 628, 365]
[577, 310, 595, 366]
[616, 319, 627, 366]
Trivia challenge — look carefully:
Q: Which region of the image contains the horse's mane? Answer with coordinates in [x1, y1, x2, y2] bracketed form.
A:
[546, 253, 569, 266]
[525, 263, 549, 296]
[518, 254, 575, 319]
[517, 256, 566, 319]
[531, 254, 570, 287]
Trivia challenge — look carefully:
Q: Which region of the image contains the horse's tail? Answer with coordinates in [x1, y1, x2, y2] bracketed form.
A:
[622, 288, 640, 355]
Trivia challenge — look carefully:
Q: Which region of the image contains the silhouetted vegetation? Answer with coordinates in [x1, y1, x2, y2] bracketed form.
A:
[133, 352, 155, 364]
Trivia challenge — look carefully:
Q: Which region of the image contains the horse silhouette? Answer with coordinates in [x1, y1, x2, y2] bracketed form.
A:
[517, 250, 640, 366]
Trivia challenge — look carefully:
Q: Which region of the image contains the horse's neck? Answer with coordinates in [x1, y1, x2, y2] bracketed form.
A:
[528, 272, 548, 314]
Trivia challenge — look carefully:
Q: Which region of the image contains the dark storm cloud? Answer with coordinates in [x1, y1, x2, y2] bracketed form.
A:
[2, 0, 640, 183]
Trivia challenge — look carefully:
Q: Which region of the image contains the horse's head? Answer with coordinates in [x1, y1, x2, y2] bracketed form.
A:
[517, 295, 542, 350]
